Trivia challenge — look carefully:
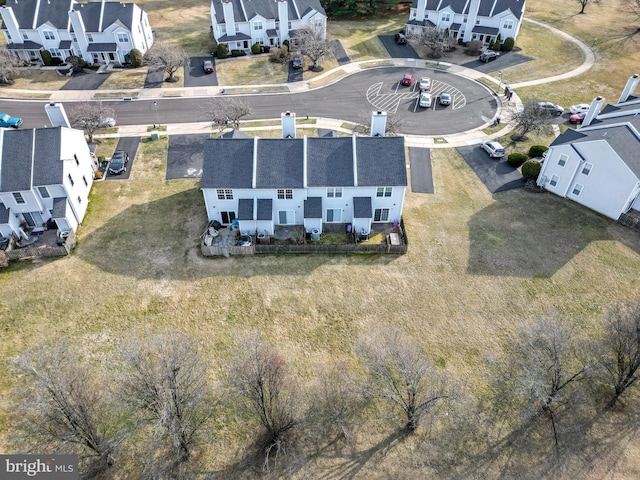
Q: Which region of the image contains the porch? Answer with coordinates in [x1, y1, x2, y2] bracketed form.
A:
[0, 228, 75, 265]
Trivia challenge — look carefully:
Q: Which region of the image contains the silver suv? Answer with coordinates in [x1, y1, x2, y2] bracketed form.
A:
[481, 141, 505, 158]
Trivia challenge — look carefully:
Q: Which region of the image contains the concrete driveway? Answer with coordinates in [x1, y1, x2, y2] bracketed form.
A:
[378, 35, 420, 59]
[61, 72, 111, 90]
[106, 137, 140, 180]
[184, 57, 218, 88]
[456, 145, 526, 193]
[462, 52, 533, 74]
[166, 134, 209, 179]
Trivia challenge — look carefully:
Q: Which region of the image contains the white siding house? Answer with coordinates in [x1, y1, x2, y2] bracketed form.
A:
[0, 127, 94, 240]
[537, 74, 640, 221]
[1, 0, 153, 64]
[407, 0, 526, 45]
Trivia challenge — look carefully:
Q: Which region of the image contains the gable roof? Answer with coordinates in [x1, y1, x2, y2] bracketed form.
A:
[306, 137, 354, 187]
[201, 138, 254, 189]
[410, 0, 525, 19]
[1, 0, 72, 31]
[32, 127, 63, 186]
[74, 1, 135, 32]
[0, 128, 34, 192]
[355, 136, 407, 187]
[256, 139, 304, 188]
[211, 0, 325, 24]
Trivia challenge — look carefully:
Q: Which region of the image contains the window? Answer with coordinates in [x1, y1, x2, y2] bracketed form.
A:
[221, 211, 236, 224]
[77, 196, 82, 204]
[49, 48, 61, 58]
[216, 189, 233, 200]
[117, 33, 129, 43]
[43, 30, 55, 40]
[87, 34, 94, 43]
[13, 192, 26, 204]
[572, 183, 583, 196]
[503, 19, 514, 30]
[557, 154, 568, 166]
[326, 208, 342, 222]
[288, 21, 292, 29]
[68, 174, 74, 187]
[74, 154, 79, 166]
[71, 34, 77, 42]
[138, 25, 142, 34]
[38, 186, 50, 198]
[374, 208, 389, 222]
[441, 13, 451, 22]
[6, 33, 11, 40]
[549, 175, 559, 187]
[277, 189, 293, 199]
[22, 33, 29, 40]
[83, 176, 88, 187]
[326, 187, 342, 198]
[376, 187, 392, 197]
[220, 25, 226, 34]
[254, 22, 264, 31]
[476, 20, 480, 25]
[581, 162, 593, 176]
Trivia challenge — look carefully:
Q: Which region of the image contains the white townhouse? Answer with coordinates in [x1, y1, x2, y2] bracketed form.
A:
[407, 0, 526, 45]
[201, 112, 407, 237]
[537, 74, 640, 221]
[0, 0, 153, 64]
[210, 0, 326, 53]
[0, 127, 94, 240]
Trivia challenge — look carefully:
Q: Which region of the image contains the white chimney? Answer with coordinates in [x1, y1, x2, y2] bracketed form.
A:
[98, 0, 105, 32]
[281, 111, 296, 138]
[222, 0, 236, 36]
[580, 96, 605, 128]
[370, 111, 387, 137]
[68, 9, 91, 63]
[0, 6, 22, 43]
[278, 0, 288, 45]
[618, 74, 639, 104]
[415, 0, 426, 23]
[463, 0, 481, 42]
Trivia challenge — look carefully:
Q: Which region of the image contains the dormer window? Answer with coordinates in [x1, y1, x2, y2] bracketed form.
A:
[43, 30, 55, 40]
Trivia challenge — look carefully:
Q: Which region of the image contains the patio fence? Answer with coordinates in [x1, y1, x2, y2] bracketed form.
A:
[2, 231, 75, 263]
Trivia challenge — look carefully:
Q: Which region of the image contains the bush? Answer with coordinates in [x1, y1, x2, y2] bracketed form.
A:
[522, 160, 542, 180]
[269, 45, 290, 64]
[502, 37, 515, 52]
[65, 55, 85, 72]
[230, 49, 247, 57]
[528, 145, 549, 158]
[465, 40, 483, 56]
[507, 153, 528, 168]
[49, 57, 63, 66]
[94, 171, 103, 180]
[40, 50, 52, 66]
[492, 34, 502, 51]
[98, 156, 106, 163]
[129, 48, 143, 67]
[283, 39, 290, 50]
[488, 40, 495, 50]
[216, 44, 228, 59]
[251, 42, 261, 54]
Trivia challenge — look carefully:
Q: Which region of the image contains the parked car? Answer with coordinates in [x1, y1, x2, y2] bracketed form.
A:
[203, 60, 214, 73]
[419, 92, 432, 108]
[100, 116, 116, 127]
[419, 77, 431, 91]
[439, 92, 452, 106]
[395, 32, 407, 45]
[0, 113, 23, 128]
[570, 112, 586, 124]
[479, 51, 500, 62]
[537, 101, 564, 116]
[292, 56, 303, 69]
[481, 141, 505, 158]
[108, 150, 129, 175]
[401, 73, 414, 86]
[570, 103, 590, 114]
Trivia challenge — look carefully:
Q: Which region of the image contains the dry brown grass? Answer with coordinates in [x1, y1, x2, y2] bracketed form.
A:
[216, 56, 289, 85]
[98, 67, 148, 90]
[5, 69, 70, 90]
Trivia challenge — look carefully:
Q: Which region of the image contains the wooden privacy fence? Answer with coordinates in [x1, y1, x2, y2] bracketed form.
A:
[1, 231, 75, 263]
[255, 243, 407, 254]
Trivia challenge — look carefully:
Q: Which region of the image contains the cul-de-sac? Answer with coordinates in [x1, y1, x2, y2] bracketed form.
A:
[1, 0, 640, 478]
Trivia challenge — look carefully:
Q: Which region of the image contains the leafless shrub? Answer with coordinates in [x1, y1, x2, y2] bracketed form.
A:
[144, 43, 188, 82]
[205, 98, 251, 131]
[69, 102, 115, 143]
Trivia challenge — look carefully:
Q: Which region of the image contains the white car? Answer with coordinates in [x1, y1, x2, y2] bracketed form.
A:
[419, 93, 432, 108]
[100, 116, 116, 127]
[481, 141, 505, 158]
[569, 104, 590, 115]
[419, 77, 431, 91]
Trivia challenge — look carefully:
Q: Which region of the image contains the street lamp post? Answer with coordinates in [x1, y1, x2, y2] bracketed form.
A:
[153, 100, 160, 128]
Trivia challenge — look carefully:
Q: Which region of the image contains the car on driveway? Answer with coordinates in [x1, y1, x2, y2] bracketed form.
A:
[0, 113, 23, 128]
[570, 103, 590, 114]
[439, 92, 452, 106]
[108, 150, 129, 175]
[537, 101, 564, 116]
[401, 73, 414, 86]
[395, 32, 407, 45]
[203, 60, 214, 73]
[419, 92, 432, 108]
[479, 51, 500, 62]
[570, 112, 586, 124]
[481, 141, 505, 158]
[419, 77, 431, 91]
[292, 56, 303, 69]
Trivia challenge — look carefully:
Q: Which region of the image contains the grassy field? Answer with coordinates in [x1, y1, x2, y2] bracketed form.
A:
[98, 67, 148, 90]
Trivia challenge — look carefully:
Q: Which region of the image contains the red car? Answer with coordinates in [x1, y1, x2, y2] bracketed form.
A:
[570, 112, 586, 124]
[401, 73, 414, 86]
[203, 60, 215, 73]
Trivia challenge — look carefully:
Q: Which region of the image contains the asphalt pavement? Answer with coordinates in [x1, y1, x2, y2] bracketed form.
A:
[329, 40, 351, 65]
[144, 66, 164, 88]
[61, 72, 111, 90]
[166, 134, 208, 179]
[378, 35, 420, 59]
[456, 145, 526, 193]
[185, 57, 218, 88]
[106, 137, 140, 180]
[461, 51, 533, 74]
[408, 147, 434, 194]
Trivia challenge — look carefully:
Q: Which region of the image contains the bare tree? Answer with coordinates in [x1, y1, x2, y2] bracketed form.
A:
[144, 43, 188, 82]
[69, 102, 115, 143]
[408, 27, 446, 58]
[0, 48, 22, 85]
[11, 338, 120, 478]
[596, 302, 640, 406]
[119, 330, 216, 478]
[624, 0, 640, 26]
[509, 99, 554, 141]
[352, 113, 403, 136]
[296, 27, 331, 70]
[226, 330, 298, 465]
[575, 0, 602, 14]
[205, 98, 251, 131]
[357, 327, 454, 433]
[269, 45, 290, 64]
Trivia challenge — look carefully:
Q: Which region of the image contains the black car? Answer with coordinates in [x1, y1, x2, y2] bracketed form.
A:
[479, 51, 500, 62]
[395, 32, 407, 45]
[292, 56, 303, 69]
[108, 150, 129, 175]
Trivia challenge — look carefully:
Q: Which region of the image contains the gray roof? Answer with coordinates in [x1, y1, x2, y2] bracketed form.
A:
[472, 25, 499, 35]
[7, 40, 42, 49]
[51, 197, 67, 217]
[220, 129, 250, 139]
[355, 136, 407, 187]
[59, 40, 72, 49]
[409, 0, 525, 19]
[255, 138, 304, 188]
[306, 137, 354, 187]
[212, 0, 326, 24]
[0, 201, 9, 223]
[87, 42, 118, 52]
[237, 198, 254, 220]
[1, 0, 72, 30]
[0, 129, 34, 192]
[353, 196, 372, 218]
[256, 198, 272, 220]
[218, 32, 252, 42]
[74, 1, 135, 32]
[304, 197, 322, 218]
[201, 138, 254, 189]
[32, 127, 63, 186]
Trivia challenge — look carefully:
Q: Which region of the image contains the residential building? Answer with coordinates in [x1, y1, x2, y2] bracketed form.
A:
[1, 0, 153, 64]
[537, 74, 640, 221]
[406, 0, 526, 45]
[201, 112, 407, 237]
[0, 127, 94, 239]
[209, 0, 326, 53]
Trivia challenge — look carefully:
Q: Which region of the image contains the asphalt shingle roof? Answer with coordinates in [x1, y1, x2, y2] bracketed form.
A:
[1, 129, 34, 192]
[51, 197, 67, 217]
[306, 137, 354, 187]
[353, 196, 372, 218]
[409, 0, 525, 19]
[256, 198, 272, 220]
[355, 136, 407, 187]
[87, 42, 118, 52]
[76, 1, 134, 32]
[1, 0, 71, 30]
[201, 138, 254, 189]
[32, 127, 63, 186]
[255, 139, 304, 188]
[237, 198, 254, 220]
[212, 0, 325, 25]
[304, 197, 322, 218]
[0, 201, 9, 223]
